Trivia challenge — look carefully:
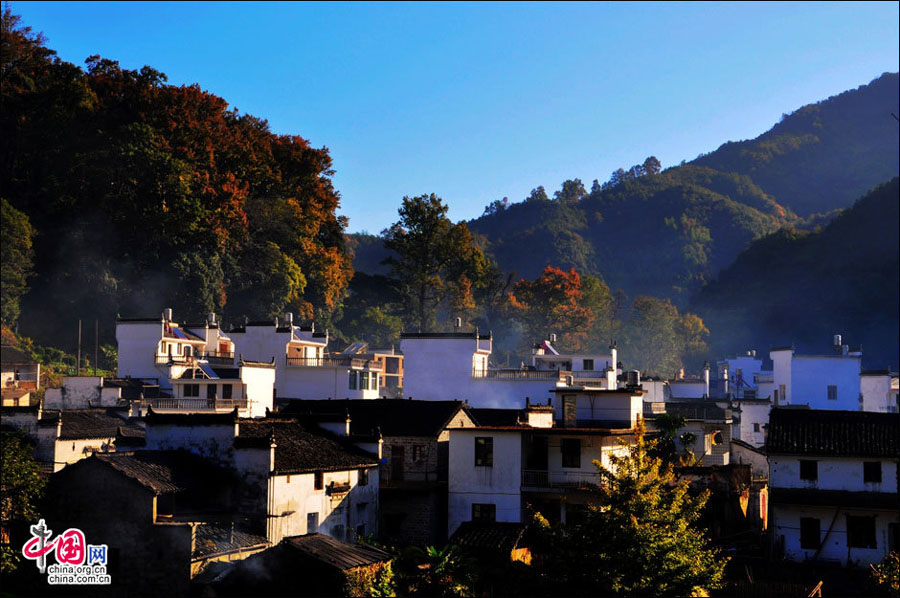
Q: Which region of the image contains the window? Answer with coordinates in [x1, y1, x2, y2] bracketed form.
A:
[206, 384, 217, 399]
[356, 524, 366, 539]
[800, 518, 820, 549]
[779, 384, 786, 403]
[562, 438, 581, 468]
[412, 445, 424, 462]
[753, 423, 760, 433]
[222, 384, 232, 399]
[307, 512, 318, 533]
[799, 460, 817, 481]
[348, 371, 357, 390]
[475, 437, 493, 466]
[183, 384, 199, 397]
[332, 525, 345, 541]
[847, 515, 876, 549]
[583, 359, 594, 371]
[371, 374, 379, 389]
[360, 371, 370, 390]
[827, 385, 837, 401]
[358, 468, 369, 486]
[314, 471, 323, 490]
[863, 461, 882, 483]
[472, 503, 496, 522]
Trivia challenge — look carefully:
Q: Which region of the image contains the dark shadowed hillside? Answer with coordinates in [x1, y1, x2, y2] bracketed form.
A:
[694, 73, 899, 216]
[691, 178, 900, 368]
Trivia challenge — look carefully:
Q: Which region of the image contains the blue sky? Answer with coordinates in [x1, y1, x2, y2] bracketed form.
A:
[13, 1, 900, 233]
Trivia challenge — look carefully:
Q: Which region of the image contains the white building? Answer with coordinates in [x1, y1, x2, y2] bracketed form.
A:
[142, 409, 380, 545]
[165, 359, 276, 418]
[715, 351, 763, 399]
[730, 398, 771, 448]
[770, 336, 862, 410]
[116, 309, 234, 391]
[228, 317, 384, 400]
[401, 332, 619, 408]
[767, 408, 899, 567]
[446, 387, 644, 536]
[860, 370, 899, 413]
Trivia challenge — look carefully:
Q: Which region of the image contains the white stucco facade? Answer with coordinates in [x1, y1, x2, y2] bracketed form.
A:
[770, 347, 862, 410]
[860, 372, 899, 413]
[732, 399, 771, 448]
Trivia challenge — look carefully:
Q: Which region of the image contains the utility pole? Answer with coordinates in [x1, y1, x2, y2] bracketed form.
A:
[76, 319, 82, 376]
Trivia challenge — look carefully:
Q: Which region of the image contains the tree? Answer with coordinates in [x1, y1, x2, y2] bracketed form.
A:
[1, 431, 46, 573]
[396, 545, 475, 597]
[507, 266, 594, 352]
[382, 194, 491, 332]
[554, 179, 587, 204]
[481, 197, 509, 217]
[524, 186, 549, 203]
[0, 199, 35, 326]
[531, 418, 727, 596]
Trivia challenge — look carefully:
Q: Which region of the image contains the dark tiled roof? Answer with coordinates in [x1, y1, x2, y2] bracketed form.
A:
[280, 399, 471, 437]
[193, 524, 269, 558]
[469, 408, 523, 427]
[39, 409, 145, 440]
[237, 419, 377, 474]
[145, 407, 238, 426]
[287, 534, 391, 571]
[92, 450, 234, 495]
[0, 345, 33, 364]
[766, 408, 900, 458]
[450, 521, 527, 554]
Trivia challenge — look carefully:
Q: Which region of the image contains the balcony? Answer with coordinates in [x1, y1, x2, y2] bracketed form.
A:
[155, 354, 194, 366]
[564, 370, 610, 379]
[754, 373, 774, 384]
[285, 356, 382, 370]
[521, 469, 601, 491]
[148, 398, 248, 412]
[473, 368, 561, 380]
[202, 352, 235, 365]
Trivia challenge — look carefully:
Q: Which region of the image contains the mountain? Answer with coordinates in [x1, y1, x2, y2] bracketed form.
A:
[691, 178, 900, 368]
[694, 73, 899, 217]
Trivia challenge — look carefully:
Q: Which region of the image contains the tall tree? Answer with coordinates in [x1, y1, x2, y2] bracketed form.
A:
[382, 194, 490, 331]
[554, 179, 587, 204]
[0, 199, 34, 326]
[1, 431, 46, 573]
[531, 418, 727, 596]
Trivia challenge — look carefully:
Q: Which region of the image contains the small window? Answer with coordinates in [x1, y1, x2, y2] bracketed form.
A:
[799, 460, 817, 481]
[314, 471, 323, 490]
[358, 468, 369, 486]
[371, 374, 379, 390]
[360, 372, 369, 390]
[349, 371, 357, 390]
[356, 524, 366, 538]
[475, 437, 493, 466]
[562, 438, 581, 468]
[847, 515, 876, 549]
[412, 445, 424, 462]
[472, 503, 496, 522]
[863, 461, 882, 484]
[207, 384, 217, 399]
[183, 384, 199, 397]
[827, 385, 837, 401]
[753, 423, 760, 433]
[583, 359, 594, 371]
[800, 518, 820, 549]
[222, 384, 233, 399]
[307, 512, 318, 533]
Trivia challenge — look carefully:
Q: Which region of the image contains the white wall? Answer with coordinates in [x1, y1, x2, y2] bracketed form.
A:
[733, 400, 770, 448]
[117, 321, 169, 386]
[447, 429, 522, 536]
[401, 337, 490, 401]
[730, 442, 768, 479]
[770, 456, 898, 492]
[240, 365, 275, 417]
[551, 392, 643, 427]
[278, 367, 380, 400]
[771, 349, 793, 405]
[774, 504, 898, 566]
[267, 468, 379, 545]
[860, 374, 899, 413]
[669, 381, 706, 399]
[144, 422, 238, 467]
[792, 356, 861, 410]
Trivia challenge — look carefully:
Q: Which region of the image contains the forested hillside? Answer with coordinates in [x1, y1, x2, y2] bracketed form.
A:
[695, 73, 900, 216]
[1, 11, 352, 348]
[692, 178, 900, 368]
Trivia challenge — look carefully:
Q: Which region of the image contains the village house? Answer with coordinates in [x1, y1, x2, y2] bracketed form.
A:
[767, 408, 899, 567]
[770, 336, 863, 409]
[227, 316, 387, 400]
[165, 359, 275, 418]
[43, 375, 164, 409]
[280, 398, 477, 546]
[0, 403, 144, 471]
[0, 344, 41, 391]
[400, 331, 620, 408]
[337, 342, 405, 396]
[116, 309, 235, 392]
[446, 386, 644, 536]
[47, 449, 268, 596]
[140, 408, 380, 546]
[651, 401, 732, 466]
[860, 369, 900, 413]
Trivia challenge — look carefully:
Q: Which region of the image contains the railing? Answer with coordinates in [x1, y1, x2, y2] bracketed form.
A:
[286, 356, 383, 370]
[565, 370, 610, 379]
[754, 373, 773, 383]
[149, 398, 248, 411]
[155, 354, 193, 365]
[473, 368, 561, 380]
[202, 352, 235, 365]
[521, 469, 601, 490]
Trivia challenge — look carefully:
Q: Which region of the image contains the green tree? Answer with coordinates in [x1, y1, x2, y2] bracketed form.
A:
[0, 198, 35, 326]
[382, 194, 490, 331]
[1, 431, 46, 573]
[554, 179, 587, 204]
[532, 418, 727, 596]
[396, 545, 475, 597]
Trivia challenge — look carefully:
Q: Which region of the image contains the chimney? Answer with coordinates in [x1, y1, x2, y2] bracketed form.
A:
[207, 312, 216, 326]
[455, 317, 462, 329]
[723, 366, 729, 396]
[549, 333, 557, 344]
[163, 308, 173, 322]
[284, 312, 293, 326]
[269, 432, 277, 472]
[345, 410, 352, 436]
[56, 413, 62, 438]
